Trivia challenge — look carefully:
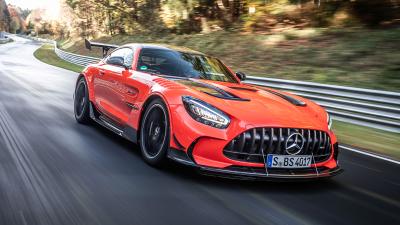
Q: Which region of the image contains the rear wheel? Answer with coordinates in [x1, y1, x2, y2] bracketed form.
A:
[140, 99, 170, 166]
[74, 77, 91, 124]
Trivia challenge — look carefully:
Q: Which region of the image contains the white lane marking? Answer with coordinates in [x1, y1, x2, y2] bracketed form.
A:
[340, 145, 400, 165]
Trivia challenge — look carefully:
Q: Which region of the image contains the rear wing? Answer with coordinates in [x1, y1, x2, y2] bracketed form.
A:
[85, 39, 120, 57]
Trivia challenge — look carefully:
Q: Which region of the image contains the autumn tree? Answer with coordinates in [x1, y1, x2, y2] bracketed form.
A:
[58, 0, 400, 37]
[0, 0, 10, 32]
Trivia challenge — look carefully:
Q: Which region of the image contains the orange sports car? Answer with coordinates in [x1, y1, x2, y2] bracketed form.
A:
[74, 40, 342, 180]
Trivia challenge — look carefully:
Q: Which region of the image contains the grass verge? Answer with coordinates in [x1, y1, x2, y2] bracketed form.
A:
[332, 120, 400, 160]
[34, 44, 84, 73]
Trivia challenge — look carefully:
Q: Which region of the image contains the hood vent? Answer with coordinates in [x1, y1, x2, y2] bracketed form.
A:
[229, 86, 258, 92]
[176, 79, 250, 101]
[263, 89, 306, 106]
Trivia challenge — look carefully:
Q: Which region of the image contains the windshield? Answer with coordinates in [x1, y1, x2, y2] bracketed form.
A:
[137, 48, 238, 83]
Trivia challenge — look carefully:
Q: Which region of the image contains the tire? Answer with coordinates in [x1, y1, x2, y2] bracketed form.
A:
[74, 77, 91, 124]
[140, 98, 170, 166]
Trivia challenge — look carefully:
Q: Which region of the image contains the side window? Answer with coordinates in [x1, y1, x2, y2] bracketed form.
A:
[106, 48, 134, 68]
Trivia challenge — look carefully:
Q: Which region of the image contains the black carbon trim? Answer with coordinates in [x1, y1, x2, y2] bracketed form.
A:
[198, 166, 343, 181]
[229, 86, 258, 92]
[203, 92, 250, 101]
[186, 139, 199, 164]
[173, 135, 185, 150]
[333, 142, 339, 161]
[263, 89, 306, 106]
[167, 148, 195, 166]
[89, 102, 138, 143]
[176, 79, 250, 101]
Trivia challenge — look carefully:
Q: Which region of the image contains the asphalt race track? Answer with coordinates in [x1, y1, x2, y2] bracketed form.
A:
[0, 36, 399, 225]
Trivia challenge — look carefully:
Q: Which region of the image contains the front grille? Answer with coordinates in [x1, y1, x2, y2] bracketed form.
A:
[223, 128, 332, 163]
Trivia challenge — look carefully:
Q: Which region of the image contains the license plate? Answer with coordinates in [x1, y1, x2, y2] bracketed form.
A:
[266, 154, 312, 168]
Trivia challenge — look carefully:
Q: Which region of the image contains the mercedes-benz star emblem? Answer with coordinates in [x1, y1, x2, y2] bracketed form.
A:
[285, 133, 305, 155]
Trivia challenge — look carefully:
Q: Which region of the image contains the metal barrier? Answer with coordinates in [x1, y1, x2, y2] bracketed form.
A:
[0, 31, 11, 44]
[17, 34, 100, 67]
[245, 77, 400, 133]
[54, 46, 100, 67]
[22, 35, 400, 133]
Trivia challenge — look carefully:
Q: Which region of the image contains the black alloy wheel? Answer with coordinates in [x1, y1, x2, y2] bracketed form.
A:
[74, 77, 91, 124]
[140, 98, 170, 166]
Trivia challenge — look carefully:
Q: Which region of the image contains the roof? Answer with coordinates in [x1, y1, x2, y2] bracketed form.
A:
[123, 43, 205, 55]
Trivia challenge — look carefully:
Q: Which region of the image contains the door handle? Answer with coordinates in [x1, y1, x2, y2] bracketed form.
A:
[99, 70, 105, 76]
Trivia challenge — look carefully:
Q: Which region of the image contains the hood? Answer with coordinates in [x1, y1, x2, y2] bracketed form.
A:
[174, 79, 250, 101]
[168, 78, 328, 130]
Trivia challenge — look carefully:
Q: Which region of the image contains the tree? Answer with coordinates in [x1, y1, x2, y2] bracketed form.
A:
[0, 0, 11, 31]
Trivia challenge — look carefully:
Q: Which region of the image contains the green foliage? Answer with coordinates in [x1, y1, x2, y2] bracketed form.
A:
[34, 44, 84, 73]
[55, 0, 400, 91]
[61, 0, 250, 37]
[0, 0, 11, 31]
[9, 20, 18, 33]
[58, 0, 400, 37]
[62, 28, 400, 91]
[333, 120, 400, 160]
[65, 0, 80, 9]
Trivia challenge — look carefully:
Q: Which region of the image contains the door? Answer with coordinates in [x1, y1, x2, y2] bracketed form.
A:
[93, 47, 134, 126]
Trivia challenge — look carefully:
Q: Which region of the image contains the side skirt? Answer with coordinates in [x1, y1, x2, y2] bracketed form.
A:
[89, 102, 138, 143]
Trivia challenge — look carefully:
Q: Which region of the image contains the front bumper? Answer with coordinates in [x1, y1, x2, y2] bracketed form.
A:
[198, 165, 343, 181]
[167, 148, 343, 181]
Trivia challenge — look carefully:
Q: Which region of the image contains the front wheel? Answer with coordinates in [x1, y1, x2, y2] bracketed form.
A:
[74, 77, 91, 124]
[140, 99, 170, 166]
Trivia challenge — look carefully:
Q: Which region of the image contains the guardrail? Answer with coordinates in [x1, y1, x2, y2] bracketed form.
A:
[0, 31, 11, 44]
[0, 39, 10, 44]
[15, 34, 101, 67]
[20, 35, 400, 133]
[245, 77, 400, 133]
[54, 46, 100, 67]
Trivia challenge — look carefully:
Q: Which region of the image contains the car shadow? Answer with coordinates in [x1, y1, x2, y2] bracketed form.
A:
[165, 162, 343, 193]
[88, 123, 344, 193]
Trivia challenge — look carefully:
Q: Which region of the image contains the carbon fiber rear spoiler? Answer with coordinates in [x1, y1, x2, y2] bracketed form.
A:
[85, 39, 119, 57]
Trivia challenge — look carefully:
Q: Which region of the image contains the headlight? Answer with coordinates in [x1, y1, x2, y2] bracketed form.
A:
[327, 113, 333, 130]
[182, 96, 230, 129]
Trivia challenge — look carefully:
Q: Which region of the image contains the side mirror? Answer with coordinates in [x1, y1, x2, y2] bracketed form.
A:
[235, 71, 246, 81]
[107, 56, 129, 69]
